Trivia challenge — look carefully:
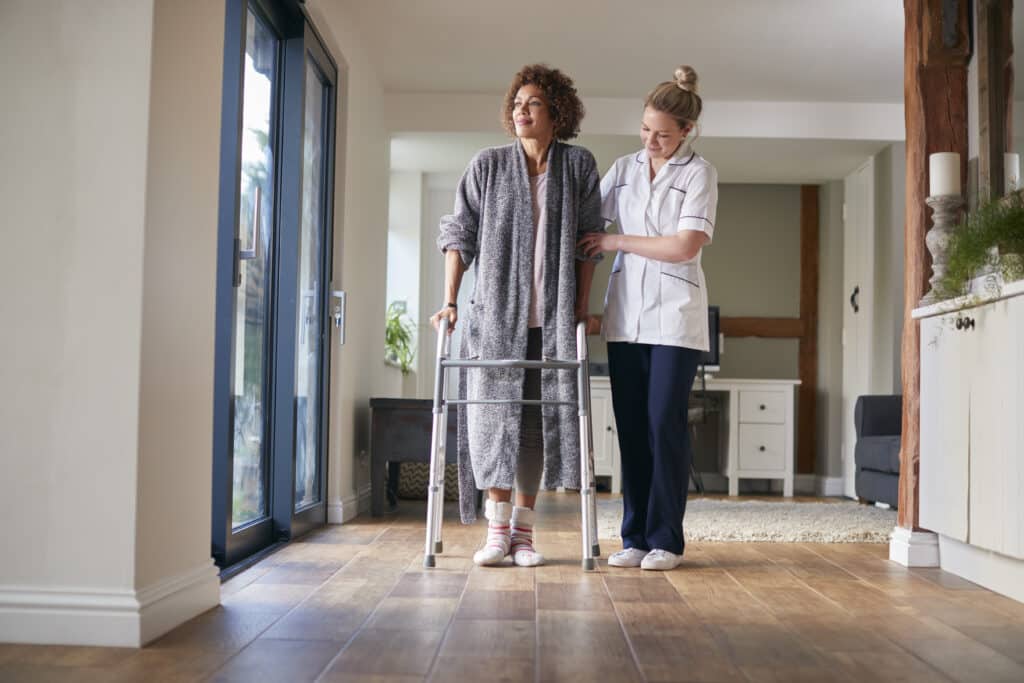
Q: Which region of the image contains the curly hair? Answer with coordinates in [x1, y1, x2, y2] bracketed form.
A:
[502, 64, 585, 141]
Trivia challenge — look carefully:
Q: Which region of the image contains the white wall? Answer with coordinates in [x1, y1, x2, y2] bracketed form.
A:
[307, 0, 401, 521]
[133, 0, 223, 614]
[387, 93, 905, 142]
[704, 184, 802, 379]
[0, 0, 151, 595]
[873, 143, 906, 393]
[817, 181, 846, 478]
[813, 142, 904, 482]
[417, 178, 469, 400]
[0, 0, 221, 647]
[387, 171, 424, 386]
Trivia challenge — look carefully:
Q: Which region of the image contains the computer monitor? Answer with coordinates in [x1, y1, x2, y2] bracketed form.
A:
[699, 305, 720, 371]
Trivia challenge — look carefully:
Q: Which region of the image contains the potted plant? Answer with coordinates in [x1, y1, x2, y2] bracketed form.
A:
[938, 192, 1024, 300]
[384, 301, 416, 375]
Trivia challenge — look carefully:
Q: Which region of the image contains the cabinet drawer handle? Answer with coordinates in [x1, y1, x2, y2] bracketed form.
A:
[759, 404, 766, 410]
[759, 446, 766, 452]
[956, 316, 976, 331]
[606, 426, 612, 432]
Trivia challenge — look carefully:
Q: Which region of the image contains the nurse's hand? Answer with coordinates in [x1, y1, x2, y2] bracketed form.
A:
[430, 305, 458, 334]
[574, 307, 602, 335]
[578, 232, 620, 258]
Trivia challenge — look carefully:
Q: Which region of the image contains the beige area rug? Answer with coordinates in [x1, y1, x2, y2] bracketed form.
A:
[597, 497, 897, 543]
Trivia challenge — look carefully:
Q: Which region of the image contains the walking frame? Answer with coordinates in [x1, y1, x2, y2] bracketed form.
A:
[423, 318, 601, 570]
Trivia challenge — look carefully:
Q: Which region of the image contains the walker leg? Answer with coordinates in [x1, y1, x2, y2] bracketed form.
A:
[577, 322, 597, 571]
[587, 402, 600, 558]
[432, 404, 447, 556]
[424, 319, 450, 568]
[424, 415, 443, 567]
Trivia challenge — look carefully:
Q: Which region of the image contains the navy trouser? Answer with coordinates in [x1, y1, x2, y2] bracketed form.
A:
[607, 342, 701, 555]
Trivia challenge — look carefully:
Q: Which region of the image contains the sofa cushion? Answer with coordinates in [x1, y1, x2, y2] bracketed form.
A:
[854, 395, 903, 438]
[856, 468, 899, 508]
[855, 435, 901, 474]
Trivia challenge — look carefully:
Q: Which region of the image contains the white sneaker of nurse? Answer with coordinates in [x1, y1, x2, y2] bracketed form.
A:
[640, 549, 683, 571]
[607, 548, 649, 568]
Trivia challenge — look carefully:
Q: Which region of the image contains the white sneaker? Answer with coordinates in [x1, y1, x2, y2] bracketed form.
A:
[640, 549, 683, 571]
[607, 548, 649, 568]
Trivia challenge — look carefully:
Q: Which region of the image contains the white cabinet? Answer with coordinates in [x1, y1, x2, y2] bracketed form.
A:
[590, 377, 621, 493]
[919, 311, 970, 543]
[738, 423, 786, 471]
[917, 287, 1024, 560]
[588, 375, 799, 497]
[725, 382, 798, 497]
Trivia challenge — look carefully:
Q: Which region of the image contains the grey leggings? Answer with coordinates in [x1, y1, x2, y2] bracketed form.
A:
[514, 328, 544, 496]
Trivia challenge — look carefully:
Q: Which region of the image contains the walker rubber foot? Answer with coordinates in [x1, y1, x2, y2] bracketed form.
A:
[424, 554, 436, 568]
[583, 558, 596, 571]
[433, 541, 443, 554]
[592, 543, 601, 557]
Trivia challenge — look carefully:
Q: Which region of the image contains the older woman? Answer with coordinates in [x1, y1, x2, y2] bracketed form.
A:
[431, 64, 603, 567]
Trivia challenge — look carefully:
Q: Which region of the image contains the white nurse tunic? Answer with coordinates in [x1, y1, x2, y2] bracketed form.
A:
[599, 143, 718, 351]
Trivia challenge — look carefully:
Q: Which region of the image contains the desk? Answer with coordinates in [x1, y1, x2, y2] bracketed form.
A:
[590, 377, 801, 497]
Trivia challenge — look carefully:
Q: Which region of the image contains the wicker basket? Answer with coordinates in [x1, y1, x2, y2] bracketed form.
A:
[393, 462, 459, 501]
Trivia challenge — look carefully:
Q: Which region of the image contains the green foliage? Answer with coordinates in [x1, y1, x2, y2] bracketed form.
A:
[938, 193, 1024, 300]
[384, 302, 416, 375]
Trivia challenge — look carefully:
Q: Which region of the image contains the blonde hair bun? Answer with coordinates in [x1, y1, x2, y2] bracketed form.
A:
[674, 65, 698, 93]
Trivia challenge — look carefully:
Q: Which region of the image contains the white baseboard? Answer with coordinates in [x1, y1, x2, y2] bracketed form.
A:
[687, 473, 843, 497]
[0, 560, 219, 647]
[938, 535, 1024, 604]
[357, 483, 373, 515]
[817, 476, 845, 497]
[889, 526, 940, 567]
[137, 561, 220, 645]
[794, 474, 815, 495]
[328, 496, 356, 524]
[328, 485, 372, 525]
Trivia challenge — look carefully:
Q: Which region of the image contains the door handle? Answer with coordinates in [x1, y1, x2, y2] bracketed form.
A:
[331, 290, 346, 346]
[233, 185, 261, 287]
[849, 285, 860, 314]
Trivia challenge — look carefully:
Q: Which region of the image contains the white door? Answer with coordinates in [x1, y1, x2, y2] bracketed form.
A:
[841, 159, 876, 499]
[919, 313, 970, 541]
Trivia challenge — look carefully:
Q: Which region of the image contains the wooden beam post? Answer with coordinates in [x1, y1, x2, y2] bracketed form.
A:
[798, 186, 819, 474]
[899, 0, 969, 532]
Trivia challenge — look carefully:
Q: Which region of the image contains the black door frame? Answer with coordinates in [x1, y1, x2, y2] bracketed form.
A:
[212, 0, 338, 569]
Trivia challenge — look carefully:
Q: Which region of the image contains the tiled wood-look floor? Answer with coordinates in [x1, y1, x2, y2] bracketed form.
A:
[3, 493, 1024, 682]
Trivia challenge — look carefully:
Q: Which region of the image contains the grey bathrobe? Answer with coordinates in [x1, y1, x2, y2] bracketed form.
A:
[437, 140, 605, 523]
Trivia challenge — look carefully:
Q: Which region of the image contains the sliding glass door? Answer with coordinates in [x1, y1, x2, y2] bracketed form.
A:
[289, 34, 336, 538]
[213, 0, 339, 568]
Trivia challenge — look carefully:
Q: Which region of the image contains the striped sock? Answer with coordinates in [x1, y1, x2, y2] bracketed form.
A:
[511, 506, 544, 567]
[473, 500, 511, 566]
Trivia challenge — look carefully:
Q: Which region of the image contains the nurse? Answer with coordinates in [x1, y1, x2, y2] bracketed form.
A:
[578, 65, 718, 571]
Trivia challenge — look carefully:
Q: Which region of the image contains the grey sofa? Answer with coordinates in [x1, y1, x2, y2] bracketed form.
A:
[854, 395, 902, 508]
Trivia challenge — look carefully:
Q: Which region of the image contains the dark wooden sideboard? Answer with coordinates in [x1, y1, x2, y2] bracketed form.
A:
[369, 398, 458, 516]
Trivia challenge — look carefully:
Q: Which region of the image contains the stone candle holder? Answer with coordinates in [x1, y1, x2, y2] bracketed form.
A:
[921, 194, 965, 305]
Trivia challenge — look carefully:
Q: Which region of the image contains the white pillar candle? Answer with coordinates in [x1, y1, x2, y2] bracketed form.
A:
[929, 152, 961, 197]
[1004, 153, 1020, 194]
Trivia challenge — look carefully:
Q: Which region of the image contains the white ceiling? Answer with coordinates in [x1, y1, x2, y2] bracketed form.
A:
[391, 132, 891, 184]
[337, 0, 905, 102]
